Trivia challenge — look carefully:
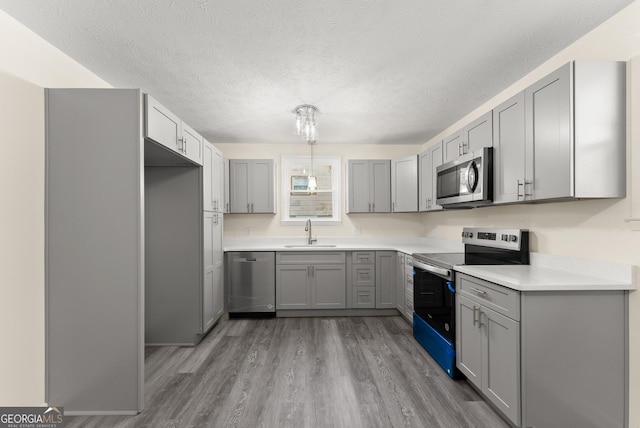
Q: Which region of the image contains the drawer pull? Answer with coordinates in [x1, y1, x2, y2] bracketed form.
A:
[469, 287, 487, 296]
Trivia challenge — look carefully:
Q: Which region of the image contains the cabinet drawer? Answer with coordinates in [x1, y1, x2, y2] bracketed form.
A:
[352, 265, 375, 287]
[352, 251, 375, 264]
[353, 287, 375, 308]
[458, 273, 520, 320]
[277, 251, 346, 265]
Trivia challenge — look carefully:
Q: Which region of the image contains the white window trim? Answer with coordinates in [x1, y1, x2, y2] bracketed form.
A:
[280, 155, 342, 225]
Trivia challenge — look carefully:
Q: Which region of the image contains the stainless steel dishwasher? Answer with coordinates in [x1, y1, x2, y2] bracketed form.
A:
[226, 252, 275, 316]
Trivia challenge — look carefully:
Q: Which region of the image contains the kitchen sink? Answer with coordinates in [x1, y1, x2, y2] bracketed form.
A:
[284, 244, 337, 248]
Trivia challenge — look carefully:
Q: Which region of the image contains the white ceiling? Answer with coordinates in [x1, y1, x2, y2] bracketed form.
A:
[0, 0, 634, 145]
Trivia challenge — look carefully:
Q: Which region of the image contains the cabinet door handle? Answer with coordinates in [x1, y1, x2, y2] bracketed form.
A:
[251, 203, 254, 213]
[246, 203, 250, 213]
[458, 142, 463, 156]
[226, 202, 229, 212]
[517, 179, 524, 199]
[524, 180, 532, 197]
[178, 137, 184, 152]
[368, 203, 371, 212]
[213, 215, 218, 225]
[392, 202, 395, 212]
[469, 287, 487, 296]
[372, 202, 374, 212]
[473, 305, 478, 326]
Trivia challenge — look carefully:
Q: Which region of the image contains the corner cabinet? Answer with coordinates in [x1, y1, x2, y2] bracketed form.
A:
[456, 276, 520, 425]
[419, 142, 444, 211]
[229, 159, 275, 213]
[276, 252, 346, 310]
[442, 111, 493, 164]
[391, 155, 418, 212]
[347, 160, 391, 213]
[144, 94, 203, 165]
[456, 272, 627, 428]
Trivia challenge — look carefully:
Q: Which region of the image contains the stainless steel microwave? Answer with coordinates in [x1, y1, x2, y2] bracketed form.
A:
[436, 147, 493, 208]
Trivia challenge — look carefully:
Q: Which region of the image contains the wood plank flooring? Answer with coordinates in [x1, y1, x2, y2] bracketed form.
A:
[66, 316, 510, 428]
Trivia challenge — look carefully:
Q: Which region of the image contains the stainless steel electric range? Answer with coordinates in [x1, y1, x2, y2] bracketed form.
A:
[412, 227, 529, 378]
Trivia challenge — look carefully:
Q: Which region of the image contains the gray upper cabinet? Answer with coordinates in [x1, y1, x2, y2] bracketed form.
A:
[492, 92, 526, 204]
[229, 159, 275, 213]
[523, 61, 626, 201]
[391, 155, 418, 212]
[443, 111, 493, 163]
[145, 94, 180, 153]
[203, 140, 224, 212]
[419, 142, 444, 211]
[144, 94, 203, 166]
[347, 159, 391, 213]
[181, 122, 204, 165]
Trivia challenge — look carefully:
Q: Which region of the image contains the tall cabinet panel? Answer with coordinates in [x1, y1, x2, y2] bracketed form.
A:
[419, 142, 443, 211]
[45, 89, 143, 414]
[391, 155, 418, 212]
[524, 63, 573, 200]
[492, 92, 525, 204]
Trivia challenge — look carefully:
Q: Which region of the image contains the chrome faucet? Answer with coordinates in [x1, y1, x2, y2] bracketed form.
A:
[305, 219, 317, 245]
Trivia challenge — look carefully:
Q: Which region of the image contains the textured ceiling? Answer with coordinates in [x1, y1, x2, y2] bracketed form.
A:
[0, 0, 634, 144]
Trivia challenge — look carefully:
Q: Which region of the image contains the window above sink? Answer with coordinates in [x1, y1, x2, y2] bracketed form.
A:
[280, 155, 342, 225]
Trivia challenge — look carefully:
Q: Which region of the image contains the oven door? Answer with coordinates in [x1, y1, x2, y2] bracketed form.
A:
[412, 261, 455, 343]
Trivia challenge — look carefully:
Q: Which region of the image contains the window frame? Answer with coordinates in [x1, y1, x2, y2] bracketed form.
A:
[280, 154, 342, 225]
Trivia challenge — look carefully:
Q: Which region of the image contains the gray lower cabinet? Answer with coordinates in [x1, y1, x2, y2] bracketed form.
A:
[276, 252, 346, 310]
[456, 272, 627, 428]
[375, 251, 396, 308]
[45, 89, 144, 414]
[457, 293, 520, 425]
[403, 255, 414, 322]
[203, 212, 224, 331]
[396, 252, 405, 313]
[347, 251, 376, 309]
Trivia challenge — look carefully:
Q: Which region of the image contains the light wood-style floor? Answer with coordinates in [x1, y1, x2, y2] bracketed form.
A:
[66, 316, 510, 428]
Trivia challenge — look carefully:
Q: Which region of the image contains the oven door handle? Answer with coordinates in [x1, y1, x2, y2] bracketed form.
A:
[413, 260, 452, 279]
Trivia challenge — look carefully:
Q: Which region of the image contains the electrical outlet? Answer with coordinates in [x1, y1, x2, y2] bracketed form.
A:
[245, 227, 252, 236]
[352, 226, 361, 236]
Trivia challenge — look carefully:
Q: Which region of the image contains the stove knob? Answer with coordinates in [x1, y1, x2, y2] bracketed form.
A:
[501, 234, 508, 241]
[510, 235, 518, 242]
[461, 231, 465, 238]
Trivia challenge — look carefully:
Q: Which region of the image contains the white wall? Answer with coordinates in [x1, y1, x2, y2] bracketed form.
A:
[419, 2, 640, 425]
[0, 9, 110, 406]
[218, 142, 425, 238]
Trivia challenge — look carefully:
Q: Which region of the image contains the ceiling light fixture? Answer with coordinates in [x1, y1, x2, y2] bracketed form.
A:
[294, 104, 318, 144]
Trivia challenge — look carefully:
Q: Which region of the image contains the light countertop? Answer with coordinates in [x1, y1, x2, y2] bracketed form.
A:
[223, 237, 635, 292]
[455, 264, 634, 291]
